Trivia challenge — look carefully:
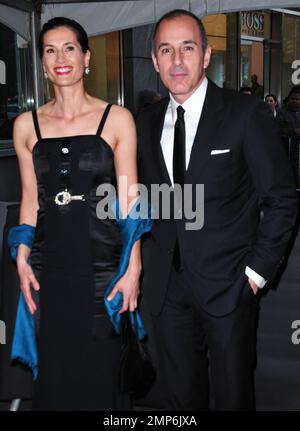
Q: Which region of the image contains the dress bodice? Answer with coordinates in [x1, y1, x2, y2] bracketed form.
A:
[30, 105, 122, 277]
[32, 134, 116, 209]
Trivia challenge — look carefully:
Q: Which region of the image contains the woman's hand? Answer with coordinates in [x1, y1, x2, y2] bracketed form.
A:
[107, 267, 141, 313]
[17, 246, 40, 314]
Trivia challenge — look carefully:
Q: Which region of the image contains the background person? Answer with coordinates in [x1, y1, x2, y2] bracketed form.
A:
[265, 93, 278, 118]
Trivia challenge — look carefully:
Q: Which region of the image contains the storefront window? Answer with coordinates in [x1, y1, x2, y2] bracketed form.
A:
[203, 13, 239, 90]
[87, 31, 122, 105]
[0, 22, 33, 151]
[203, 14, 227, 88]
[240, 10, 270, 95]
[240, 41, 264, 89]
[281, 13, 300, 102]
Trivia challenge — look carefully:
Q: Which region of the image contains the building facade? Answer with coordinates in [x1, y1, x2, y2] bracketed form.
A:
[123, 9, 300, 114]
[0, 4, 300, 411]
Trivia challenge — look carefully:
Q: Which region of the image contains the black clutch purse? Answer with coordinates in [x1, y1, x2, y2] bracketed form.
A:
[119, 311, 156, 398]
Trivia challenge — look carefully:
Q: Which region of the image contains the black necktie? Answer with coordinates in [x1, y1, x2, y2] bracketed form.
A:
[172, 106, 185, 273]
[173, 106, 186, 187]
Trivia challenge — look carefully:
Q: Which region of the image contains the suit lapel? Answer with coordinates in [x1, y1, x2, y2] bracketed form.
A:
[186, 80, 226, 182]
[150, 97, 172, 186]
[149, 81, 226, 185]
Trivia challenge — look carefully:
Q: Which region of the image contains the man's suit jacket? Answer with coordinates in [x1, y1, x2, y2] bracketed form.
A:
[137, 80, 298, 317]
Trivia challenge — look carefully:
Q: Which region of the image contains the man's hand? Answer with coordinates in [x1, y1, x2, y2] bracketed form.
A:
[248, 278, 258, 295]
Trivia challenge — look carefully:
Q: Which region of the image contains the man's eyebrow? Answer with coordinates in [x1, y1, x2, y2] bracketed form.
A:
[182, 40, 198, 45]
[157, 40, 198, 50]
[157, 42, 171, 50]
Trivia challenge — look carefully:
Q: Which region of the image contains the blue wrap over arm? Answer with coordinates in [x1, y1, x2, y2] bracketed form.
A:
[104, 198, 153, 339]
[7, 224, 38, 380]
[8, 199, 153, 379]
[7, 224, 35, 262]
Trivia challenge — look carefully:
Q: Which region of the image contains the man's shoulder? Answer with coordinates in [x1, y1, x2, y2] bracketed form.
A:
[210, 81, 260, 110]
[136, 97, 169, 124]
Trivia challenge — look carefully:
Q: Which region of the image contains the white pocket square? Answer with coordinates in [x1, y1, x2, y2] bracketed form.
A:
[210, 149, 230, 155]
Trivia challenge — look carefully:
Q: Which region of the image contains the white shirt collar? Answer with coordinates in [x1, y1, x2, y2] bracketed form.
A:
[170, 77, 208, 122]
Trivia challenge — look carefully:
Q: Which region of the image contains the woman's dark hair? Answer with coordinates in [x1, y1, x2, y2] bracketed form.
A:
[38, 17, 89, 58]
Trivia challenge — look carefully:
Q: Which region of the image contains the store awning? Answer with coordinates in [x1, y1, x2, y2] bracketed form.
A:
[41, 1, 300, 36]
[0, 2, 32, 40]
[1, 1, 300, 41]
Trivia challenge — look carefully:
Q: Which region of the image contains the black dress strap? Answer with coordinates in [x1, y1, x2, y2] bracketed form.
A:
[96, 104, 112, 136]
[32, 110, 42, 141]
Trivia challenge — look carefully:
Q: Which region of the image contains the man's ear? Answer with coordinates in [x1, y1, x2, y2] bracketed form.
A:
[151, 51, 159, 73]
[203, 45, 212, 70]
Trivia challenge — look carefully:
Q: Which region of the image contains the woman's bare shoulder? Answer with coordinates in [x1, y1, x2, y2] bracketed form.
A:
[13, 111, 35, 141]
[14, 109, 42, 151]
[108, 105, 136, 149]
[14, 110, 33, 128]
[109, 104, 134, 124]
[89, 96, 132, 117]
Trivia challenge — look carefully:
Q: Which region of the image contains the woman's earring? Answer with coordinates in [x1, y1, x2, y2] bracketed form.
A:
[85, 66, 90, 75]
[44, 71, 48, 79]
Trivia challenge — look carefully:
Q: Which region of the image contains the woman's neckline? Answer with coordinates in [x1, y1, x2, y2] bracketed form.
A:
[31, 134, 114, 156]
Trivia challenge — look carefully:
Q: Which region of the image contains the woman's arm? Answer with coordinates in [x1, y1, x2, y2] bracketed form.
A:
[106, 106, 141, 312]
[13, 113, 40, 314]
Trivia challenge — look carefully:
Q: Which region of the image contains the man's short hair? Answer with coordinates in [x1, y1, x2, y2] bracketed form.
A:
[152, 9, 208, 53]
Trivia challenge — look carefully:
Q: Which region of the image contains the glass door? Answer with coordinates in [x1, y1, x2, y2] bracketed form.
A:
[240, 36, 264, 97]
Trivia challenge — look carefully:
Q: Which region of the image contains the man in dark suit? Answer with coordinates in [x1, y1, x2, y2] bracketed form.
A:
[137, 9, 298, 410]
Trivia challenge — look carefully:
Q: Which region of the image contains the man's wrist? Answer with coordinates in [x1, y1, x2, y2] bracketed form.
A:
[245, 266, 267, 289]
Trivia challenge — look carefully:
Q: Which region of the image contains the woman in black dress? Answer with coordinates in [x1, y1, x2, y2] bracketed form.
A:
[13, 17, 141, 410]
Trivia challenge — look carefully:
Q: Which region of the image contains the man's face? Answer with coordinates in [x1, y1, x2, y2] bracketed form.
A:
[152, 15, 211, 104]
[288, 93, 300, 111]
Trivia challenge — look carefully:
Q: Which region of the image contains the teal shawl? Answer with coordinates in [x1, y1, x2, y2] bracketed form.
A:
[8, 198, 152, 380]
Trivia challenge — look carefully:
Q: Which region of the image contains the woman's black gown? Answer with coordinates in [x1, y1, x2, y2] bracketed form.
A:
[29, 104, 130, 410]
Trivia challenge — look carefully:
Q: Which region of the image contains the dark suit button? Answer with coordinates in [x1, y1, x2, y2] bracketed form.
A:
[168, 248, 174, 255]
